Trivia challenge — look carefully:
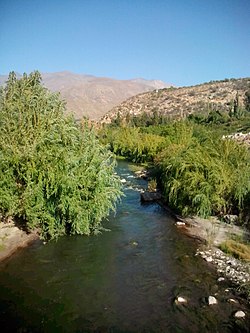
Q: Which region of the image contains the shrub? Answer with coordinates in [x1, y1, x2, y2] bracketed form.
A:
[0, 72, 122, 240]
[156, 123, 250, 217]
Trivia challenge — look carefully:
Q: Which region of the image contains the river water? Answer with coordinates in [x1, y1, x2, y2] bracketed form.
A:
[0, 161, 249, 332]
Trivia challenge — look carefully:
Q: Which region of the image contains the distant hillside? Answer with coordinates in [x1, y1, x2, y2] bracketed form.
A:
[101, 78, 250, 123]
[0, 71, 171, 120]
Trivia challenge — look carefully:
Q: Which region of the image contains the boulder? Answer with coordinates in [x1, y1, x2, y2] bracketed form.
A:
[140, 191, 161, 202]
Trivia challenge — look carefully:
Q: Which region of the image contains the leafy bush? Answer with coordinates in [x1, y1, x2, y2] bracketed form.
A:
[99, 127, 165, 163]
[156, 122, 250, 217]
[0, 72, 122, 240]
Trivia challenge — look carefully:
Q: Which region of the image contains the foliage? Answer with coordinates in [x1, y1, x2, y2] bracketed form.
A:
[99, 126, 166, 163]
[109, 110, 170, 128]
[156, 122, 250, 217]
[0, 72, 122, 240]
[245, 89, 250, 111]
[148, 179, 157, 192]
[101, 116, 250, 221]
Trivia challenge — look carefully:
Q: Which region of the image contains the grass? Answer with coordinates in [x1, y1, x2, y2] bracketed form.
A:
[220, 239, 250, 261]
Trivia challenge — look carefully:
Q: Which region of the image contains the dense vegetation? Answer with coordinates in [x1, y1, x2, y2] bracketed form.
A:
[0, 72, 122, 240]
[99, 106, 250, 225]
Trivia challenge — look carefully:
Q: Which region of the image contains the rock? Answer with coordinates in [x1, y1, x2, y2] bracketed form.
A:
[208, 296, 218, 305]
[234, 310, 245, 318]
[176, 221, 185, 226]
[205, 256, 213, 263]
[140, 191, 161, 202]
[228, 298, 238, 304]
[223, 214, 238, 224]
[175, 296, 187, 304]
[121, 178, 126, 183]
[217, 277, 225, 282]
[135, 170, 149, 179]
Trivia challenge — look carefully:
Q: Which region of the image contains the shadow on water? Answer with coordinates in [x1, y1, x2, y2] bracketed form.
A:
[0, 160, 249, 332]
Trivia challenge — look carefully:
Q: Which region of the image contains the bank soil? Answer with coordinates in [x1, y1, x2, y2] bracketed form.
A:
[0, 220, 39, 262]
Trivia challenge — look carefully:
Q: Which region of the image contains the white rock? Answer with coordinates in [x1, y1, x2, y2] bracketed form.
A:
[176, 221, 185, 226]
[175, 296, 187, 304]
[208, 296, 218, 305]
[121, 178, 127, 183]
[217, 277, 225, 282]
[234, 310, 245, 318]
[205, 256, 213, 262]
[228, 298, 238, 304]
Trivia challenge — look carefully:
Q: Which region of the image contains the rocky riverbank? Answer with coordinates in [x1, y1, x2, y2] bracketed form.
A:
[179, 216, 250, 302]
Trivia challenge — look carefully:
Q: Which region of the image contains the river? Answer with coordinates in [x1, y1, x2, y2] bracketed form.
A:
[0, 160, 249, 332]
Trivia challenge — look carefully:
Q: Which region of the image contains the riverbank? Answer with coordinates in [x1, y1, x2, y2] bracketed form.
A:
[140, 188, 250, 302]
[177, 215, 250, 302]
[0, 220, 39, 262]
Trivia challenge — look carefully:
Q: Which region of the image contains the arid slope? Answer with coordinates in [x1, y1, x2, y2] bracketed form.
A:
[101, 78, 250, 123]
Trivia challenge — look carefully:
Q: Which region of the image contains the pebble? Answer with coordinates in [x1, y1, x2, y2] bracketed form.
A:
[217, 277, 225, 282]
[208, 296, 218, 305]
[175, 296, 187, 304]
[196, 249, 250, 289]
[227, 298, 238, 304]
[176, 221, 185, 226]
[234, 310, 246, 318]
[205, 256, 213, 262]
[121, 179, 126, 183]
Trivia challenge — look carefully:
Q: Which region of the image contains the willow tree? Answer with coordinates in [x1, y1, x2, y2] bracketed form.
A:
[156, 123, 250, 218]
[0, 71, 122, 240]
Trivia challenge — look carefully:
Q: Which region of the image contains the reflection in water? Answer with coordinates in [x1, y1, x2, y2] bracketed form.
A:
[0, 161, 249, 332]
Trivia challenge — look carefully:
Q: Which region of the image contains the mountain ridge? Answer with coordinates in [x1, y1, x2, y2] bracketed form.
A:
[0, 71, 171, 120]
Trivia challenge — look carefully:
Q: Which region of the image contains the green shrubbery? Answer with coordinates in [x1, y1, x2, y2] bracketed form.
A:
[100, 120, 250, 222]
[156, 122, 250, 217]
[100, 126, 166, 163]
[0, 72, 122, 240]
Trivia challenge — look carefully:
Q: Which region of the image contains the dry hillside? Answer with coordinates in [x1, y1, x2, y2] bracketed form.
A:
[101, 78, 250, 123]
[0, 71, 170, 120]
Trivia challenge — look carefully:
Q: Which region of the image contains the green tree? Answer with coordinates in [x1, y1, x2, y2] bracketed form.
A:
[0, 72, 122, 240]
[156, 123, 250, 217]
[245, 89, 250, 111]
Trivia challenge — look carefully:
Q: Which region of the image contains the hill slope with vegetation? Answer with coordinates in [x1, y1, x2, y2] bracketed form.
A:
[101, 78, 250, 124]
[99, 82, 250, 228]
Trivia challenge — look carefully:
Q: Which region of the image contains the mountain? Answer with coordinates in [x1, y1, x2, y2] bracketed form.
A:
[0, 71, 171, 120]
[101, 78, 250, 123]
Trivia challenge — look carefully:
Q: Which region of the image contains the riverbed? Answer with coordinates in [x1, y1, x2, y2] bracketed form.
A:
[0, 161, 249, 332]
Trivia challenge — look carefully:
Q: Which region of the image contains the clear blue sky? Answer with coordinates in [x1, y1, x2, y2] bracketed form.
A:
[0, 0, 249, 86]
